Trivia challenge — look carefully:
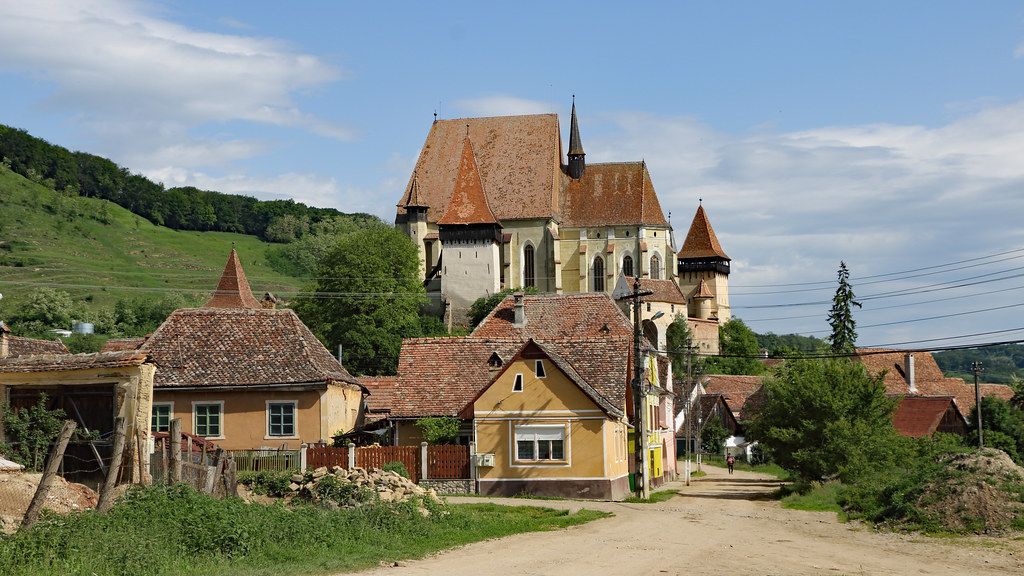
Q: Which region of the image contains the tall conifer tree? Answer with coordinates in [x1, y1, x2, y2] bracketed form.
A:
[827, 261, 861, 355]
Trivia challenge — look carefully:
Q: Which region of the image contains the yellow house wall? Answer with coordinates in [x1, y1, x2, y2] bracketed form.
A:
[153, 383, 361, 450]
[473, 357, 627, 480]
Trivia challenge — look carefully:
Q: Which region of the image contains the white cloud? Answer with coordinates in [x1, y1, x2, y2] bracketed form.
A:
[0, 0, 349, 169]
[452, 96, 556, 117]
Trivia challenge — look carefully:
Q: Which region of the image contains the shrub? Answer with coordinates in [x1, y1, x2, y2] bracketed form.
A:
[415, 416, 461, 445]
[240, 469, 295, 496]
[383, 461, 409, 478]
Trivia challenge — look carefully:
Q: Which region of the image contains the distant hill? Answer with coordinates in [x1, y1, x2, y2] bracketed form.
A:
[933, 344, 1024, 386]
[0, 166, 306, 320]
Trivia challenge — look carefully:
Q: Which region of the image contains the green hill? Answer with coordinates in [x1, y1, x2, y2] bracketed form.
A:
[0, 167, 305, 325]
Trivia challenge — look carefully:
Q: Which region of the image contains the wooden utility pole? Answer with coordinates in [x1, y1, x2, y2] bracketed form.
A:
[22, 420, 76, 530]
[98, 417, 128, 513]
[618, 277, 653, 499]
[169, 418, 182, 483]
[973, 361, 984, 448]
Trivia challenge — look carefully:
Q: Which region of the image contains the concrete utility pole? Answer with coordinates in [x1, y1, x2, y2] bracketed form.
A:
[619, 277, 653, 499]
[973, 361, 984, 448]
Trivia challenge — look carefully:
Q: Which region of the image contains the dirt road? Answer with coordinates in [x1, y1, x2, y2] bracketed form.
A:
[351, 465, 1024, 576]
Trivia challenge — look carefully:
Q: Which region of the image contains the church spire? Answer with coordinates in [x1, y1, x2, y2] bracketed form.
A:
[567, 96, 585, 180]
[437, 134, 498, 226]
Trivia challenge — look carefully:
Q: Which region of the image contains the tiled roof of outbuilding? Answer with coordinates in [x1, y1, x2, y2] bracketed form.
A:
[892, 396, 963, 437]
[6, 336, 69, 357]
[703, 374, 765, 417]
[636, 278, 687, 304]
[0, 350, 147, 373]
[358, 376, 400, 424]
[100, 338, 147, 353]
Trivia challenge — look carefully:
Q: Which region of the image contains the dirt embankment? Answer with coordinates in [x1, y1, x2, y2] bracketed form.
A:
[0, 472, 98, 533]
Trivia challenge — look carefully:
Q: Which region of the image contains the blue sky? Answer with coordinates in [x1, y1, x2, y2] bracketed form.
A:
[2, 1, 1024, 358]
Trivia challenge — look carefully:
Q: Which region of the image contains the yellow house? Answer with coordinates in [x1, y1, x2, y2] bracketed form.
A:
[103, 250, 364, 450]
[473, 339, 631, 500]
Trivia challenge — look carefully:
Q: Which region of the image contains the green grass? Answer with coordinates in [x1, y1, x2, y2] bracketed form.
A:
[0, 484, 610, 576]
[623, 489, 678, 504]
[686, 454, 792, 480]
[779, 481, 844, 513]
[0, 169, 304, 315]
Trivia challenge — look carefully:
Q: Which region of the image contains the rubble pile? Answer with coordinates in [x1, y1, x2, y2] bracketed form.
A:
[287, 466, 442, 511]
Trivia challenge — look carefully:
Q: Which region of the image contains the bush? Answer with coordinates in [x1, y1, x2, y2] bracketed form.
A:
[239, 469, 295, 496]
[314, 474, 375, 507]
[415, 416, 461, 445]
[383, 461, 410, 478]
[1, 393, 68, 471]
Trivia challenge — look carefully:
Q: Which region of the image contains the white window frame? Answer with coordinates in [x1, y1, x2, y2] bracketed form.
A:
[266, 400, 299, 439]
[535, 360, 546, 379]
[512, 373, 524, 392]
[151, 402, 174, 432]
[513, 424, 568, 464]
[192, 401, 224, 439]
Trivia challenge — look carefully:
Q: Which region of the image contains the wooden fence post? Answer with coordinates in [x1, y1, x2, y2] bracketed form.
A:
[97, 417, 128, 513]
[299, 445, 307, 471]
[22, 420, 77, 530]
[347, 442, 356, 470]
[169, 418, 182, 483]
[204, 447, 224, 495]
[420, 442, 428, 481]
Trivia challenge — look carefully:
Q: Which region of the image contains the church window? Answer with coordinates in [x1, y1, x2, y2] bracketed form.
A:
[623, 255, 634, 278]
[651, 254, 661, 280]
[592, 256, 605, 292]
[524, 244, 535, 288]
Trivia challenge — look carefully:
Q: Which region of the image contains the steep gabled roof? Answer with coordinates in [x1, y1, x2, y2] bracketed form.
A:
[204, 249, 262, 309]
[560, 162, 668, 227]
[892, 396, 965, 437]
[389, 337, 524, 418]
[399, 115, 563, 222]
[703, 374, 765, 418]
[437, 136, 498, 226]
[677, 205, 729, 260]
[471, 293, 634, 409]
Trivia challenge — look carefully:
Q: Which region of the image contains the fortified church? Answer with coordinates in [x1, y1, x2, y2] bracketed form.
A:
[396, 100, 731, 347]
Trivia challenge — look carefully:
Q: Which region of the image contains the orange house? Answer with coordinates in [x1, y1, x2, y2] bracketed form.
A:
[105, 250, 363, 450]
[472, 339, 631, 500]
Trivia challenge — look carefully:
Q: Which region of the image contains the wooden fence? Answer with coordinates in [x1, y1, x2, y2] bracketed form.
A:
[306, 444, 470, 483]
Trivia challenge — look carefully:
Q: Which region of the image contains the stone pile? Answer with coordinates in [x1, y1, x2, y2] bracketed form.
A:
[287, 466, 442, 510]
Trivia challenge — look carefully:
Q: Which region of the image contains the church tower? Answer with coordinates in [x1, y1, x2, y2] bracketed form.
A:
[676, 204, 731, 324]
[567, 97, 586, 180]
[437, 133, 502, 322]
[396, 174, 432, 280]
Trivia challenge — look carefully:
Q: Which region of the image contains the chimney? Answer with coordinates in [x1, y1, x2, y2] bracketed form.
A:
[904, 353, 916, 394]
[512, 292, 526, 328]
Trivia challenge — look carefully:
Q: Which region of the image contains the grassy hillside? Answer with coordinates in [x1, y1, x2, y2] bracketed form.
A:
[0, 168, 305, 319]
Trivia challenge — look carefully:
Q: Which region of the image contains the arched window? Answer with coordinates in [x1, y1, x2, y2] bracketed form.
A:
[592, 256, 605, 292]
[523, 244, 535, 288]
[622, 255, 634, 278]
[650, 253, 661, 280]
[642, 319, 658, 348]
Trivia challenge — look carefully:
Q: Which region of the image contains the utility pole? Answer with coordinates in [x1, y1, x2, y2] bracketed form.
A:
[618, 277, 653, 499]
[973, 361, 984, 448]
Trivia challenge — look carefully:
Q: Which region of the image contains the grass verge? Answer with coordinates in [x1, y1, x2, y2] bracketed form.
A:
[0, 484, 610, 576]
[623, 489, 679, 504]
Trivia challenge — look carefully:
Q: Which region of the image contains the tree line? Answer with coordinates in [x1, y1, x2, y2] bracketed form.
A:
[0, 125, 370, 241]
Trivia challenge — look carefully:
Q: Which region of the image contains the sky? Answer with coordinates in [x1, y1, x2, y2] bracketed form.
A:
[2, 0, 1024, 358]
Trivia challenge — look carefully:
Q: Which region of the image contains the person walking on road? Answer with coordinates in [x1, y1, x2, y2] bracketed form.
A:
[726, 453, 735, 474]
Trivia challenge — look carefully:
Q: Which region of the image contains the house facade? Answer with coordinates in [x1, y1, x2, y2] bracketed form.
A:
[473, 340, 631, 500]
[109, 249, 364, 450]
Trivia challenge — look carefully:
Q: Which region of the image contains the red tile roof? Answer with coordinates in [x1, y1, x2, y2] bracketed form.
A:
[471, 293, 635, 409]
[635, 278, 686, 305]
[0, 350, 147, 372]
[142, 308, 358, 389]
[358, 376, 400, 423]
[436, 136, 498, 225]
[892, 396, 965, 437]
[6, 336, 69, 357]
[853, 348, 1014, 411]
[203, 249, 262, 309]
[397, 114, 668, 227]
[100, 338, 147, 353]
[702, 375, 765, 417]
[677, 205, 729, 260]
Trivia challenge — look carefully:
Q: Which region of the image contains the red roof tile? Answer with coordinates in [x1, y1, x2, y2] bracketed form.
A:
[0, 350, 147, 372]
[100, 338, 147, 353]
[892, 396, 965, 437]
[559, 162, 668, 227]
[677, 205, 729, 260]
[703, 375, 765, 417]
[437, 136, 498, 225]
[5, 336, 69, 357]
[203, 249, 262, 309]
[635, 278, 686, 305]
[142, 307, 358, 389]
